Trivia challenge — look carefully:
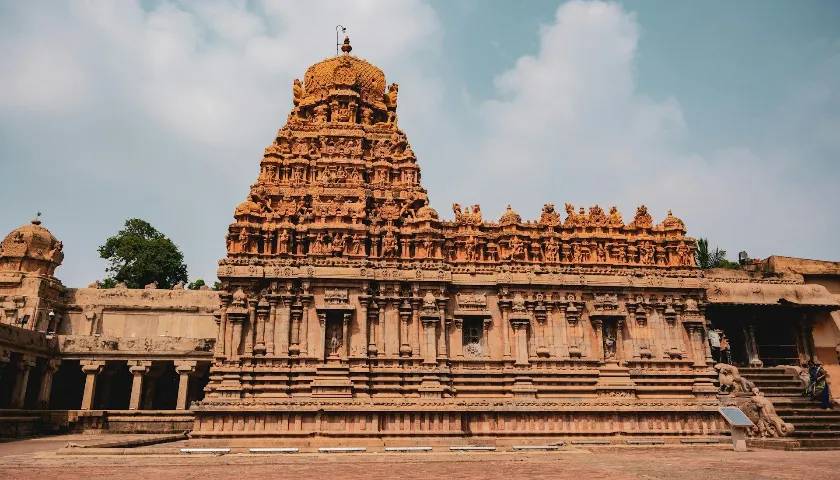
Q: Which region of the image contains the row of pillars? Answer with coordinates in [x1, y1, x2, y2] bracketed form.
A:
[80, 360, 198, 411]
[0, 354, 59, 409]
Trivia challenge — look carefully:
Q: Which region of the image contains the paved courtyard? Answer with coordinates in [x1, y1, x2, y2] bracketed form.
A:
[1, 436, 839, 480]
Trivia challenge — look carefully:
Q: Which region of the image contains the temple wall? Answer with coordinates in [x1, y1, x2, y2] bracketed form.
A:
[60, 288, 218, 338]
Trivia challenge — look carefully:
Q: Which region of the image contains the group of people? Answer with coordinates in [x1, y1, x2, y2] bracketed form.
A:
[707, 328, 731, 364]
[707, 325, 832, 409]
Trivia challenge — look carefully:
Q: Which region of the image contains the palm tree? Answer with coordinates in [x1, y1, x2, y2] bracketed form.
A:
[695, 238, 727, 269]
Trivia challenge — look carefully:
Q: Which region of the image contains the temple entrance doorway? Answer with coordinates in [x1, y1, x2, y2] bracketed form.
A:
[708, 307, 807, 367]
[755, 320, 800, 367]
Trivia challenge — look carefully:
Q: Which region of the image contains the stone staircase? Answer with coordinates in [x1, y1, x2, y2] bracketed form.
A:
[740, 367, 840, 450]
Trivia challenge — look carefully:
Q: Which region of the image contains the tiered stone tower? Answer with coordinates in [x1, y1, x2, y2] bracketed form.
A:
[193, 38, 724, 442]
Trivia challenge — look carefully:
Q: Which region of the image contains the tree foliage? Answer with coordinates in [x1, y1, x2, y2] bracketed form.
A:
[188, 279, 206, 290]
[98, 218, 188, 289]
[695, 238, 739, 269]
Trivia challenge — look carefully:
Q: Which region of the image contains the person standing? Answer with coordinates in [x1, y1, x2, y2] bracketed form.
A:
[719, 333, 732, 365]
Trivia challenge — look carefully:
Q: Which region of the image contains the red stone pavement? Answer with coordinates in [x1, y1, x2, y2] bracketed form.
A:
[1, 440, 840, 480]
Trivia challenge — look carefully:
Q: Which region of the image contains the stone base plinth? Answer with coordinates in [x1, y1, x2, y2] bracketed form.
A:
[191, 399, 726, 440]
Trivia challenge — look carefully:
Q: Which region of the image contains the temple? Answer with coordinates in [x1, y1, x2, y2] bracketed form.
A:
[1, 38, 839, 447]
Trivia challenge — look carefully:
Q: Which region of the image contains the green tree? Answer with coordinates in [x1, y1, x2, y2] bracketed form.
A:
[98, 219, 188, 289]
[695, 238, 737, 269]
[188, 279, 206, 290]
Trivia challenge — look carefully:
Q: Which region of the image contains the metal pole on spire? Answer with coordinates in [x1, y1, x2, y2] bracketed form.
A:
[336, 25, 347, 55]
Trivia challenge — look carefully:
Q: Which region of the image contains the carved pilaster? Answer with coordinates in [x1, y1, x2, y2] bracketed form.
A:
[399, 300, 412, 356]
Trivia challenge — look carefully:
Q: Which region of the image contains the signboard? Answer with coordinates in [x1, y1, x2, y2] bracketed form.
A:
[718, 407, 754, 427]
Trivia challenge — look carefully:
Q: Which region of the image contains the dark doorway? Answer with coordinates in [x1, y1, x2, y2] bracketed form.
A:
[755, 318, 800, 367]
[145, 362, 179, 410]
[0, 353, 20, 408]
[94, 361, 132, 409]
[50, 360, 85, 409]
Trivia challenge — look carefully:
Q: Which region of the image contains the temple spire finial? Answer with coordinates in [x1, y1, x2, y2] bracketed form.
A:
[32, 211, 42, 225]
[335, 25, 348, 55]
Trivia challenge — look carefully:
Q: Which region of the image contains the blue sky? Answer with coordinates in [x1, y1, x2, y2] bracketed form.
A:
[1, 1, 838, 287]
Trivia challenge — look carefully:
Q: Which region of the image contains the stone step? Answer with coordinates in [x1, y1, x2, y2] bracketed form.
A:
[758, 386, 804, 394]
[739, 368, 789, 374]
[788, 422, 840, 430]
[791, 430, 840, 438]
[795, 439, 840, 450]
[782, 415, 840, 423]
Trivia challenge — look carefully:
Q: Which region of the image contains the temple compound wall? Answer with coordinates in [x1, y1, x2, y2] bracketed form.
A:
[1, 37, 838, 443]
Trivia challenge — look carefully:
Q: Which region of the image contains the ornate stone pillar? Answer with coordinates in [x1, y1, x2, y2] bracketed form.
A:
[591, 318, 605, 361]
[743, 319, 763, 367]
[80, 360, 105, 411]
[799, 313, 816, 362]
[367, 300, 379, 356]
[451, 317, 464, 359]
[36, 358, 61, 409]
[10, 355, 36, 409]
[254, 298, 270, 356]
[356, 296, 369, 358]
[278, 296, 292, 356]
[215, 293, 231, 360]
[615, 319, 627, 362]
[317, 311, 328, 360]
[229, 315, 244, 360]
[289, 301, 302, 356]
[300, 294, 312, 357]
[175, 361, 197, 410]
[534, 304, 549, 357]
[511, 320, 530, 366]
[378, 298, 388, 355]
[244, 298, 257, 356]
[565, 304, 582, 358]
[266, 296, 278, 356]
[411, 296, 422, 357]
[437, 299, 448, 360]
[481, 318, 492, 358]
[342, 312, 351, 359]
[498, 298, 512, 358]
[128, 360, 152, 410]
[553, 304, 569, 358]
[399, 300, 412, 356]
[421, 315, 438, 365]
[686, 325, 706, 367]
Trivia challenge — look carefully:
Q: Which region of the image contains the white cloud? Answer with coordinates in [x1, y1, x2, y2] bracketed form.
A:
[454, 0, 839, 262]
[0, 0, 446, 286]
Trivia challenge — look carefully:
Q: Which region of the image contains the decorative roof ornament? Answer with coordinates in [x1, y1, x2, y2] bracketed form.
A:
[499, 205, 521, 225]
[341, 35, 352, 54]
[660, 210, 686, 232]
[629, 205, 653, 229]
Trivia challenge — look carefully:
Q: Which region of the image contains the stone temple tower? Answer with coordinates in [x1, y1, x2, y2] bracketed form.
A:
[193, 37, 719, 441]
[0, 216, 64, 333]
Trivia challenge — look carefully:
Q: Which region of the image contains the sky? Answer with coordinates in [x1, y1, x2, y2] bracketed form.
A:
[1, 0, 838, 287]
